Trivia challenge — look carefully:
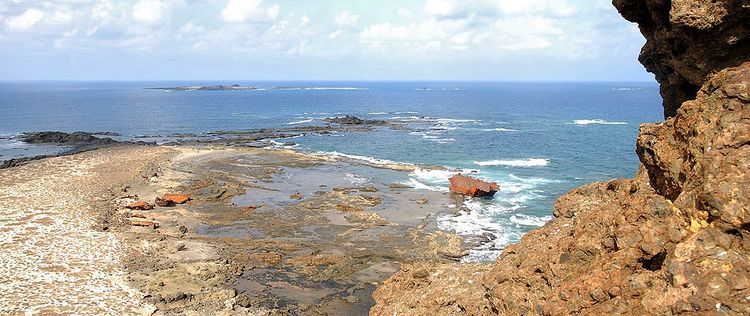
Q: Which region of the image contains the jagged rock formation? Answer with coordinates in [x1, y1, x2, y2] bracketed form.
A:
[370, 1, 750, 315]
[613, 0, 750, 118]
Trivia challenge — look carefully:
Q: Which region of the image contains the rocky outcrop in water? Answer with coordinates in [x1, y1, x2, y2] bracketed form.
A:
[324, 116, 386, 125]
[448, 174, 499, 197]
[613, 0, 750, 118]
[370, 1, 750, 315]
[22, 131, 118, 145]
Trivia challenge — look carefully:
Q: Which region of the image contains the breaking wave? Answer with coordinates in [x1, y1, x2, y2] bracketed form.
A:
[474, 158, 549, 167]
[570, 119, 627, 125]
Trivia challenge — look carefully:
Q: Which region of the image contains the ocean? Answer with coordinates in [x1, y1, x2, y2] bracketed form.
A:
[0, 81, 662, 261]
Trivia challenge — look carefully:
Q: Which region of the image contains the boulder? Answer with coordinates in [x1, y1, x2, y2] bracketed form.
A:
[448, 174, 499, 197]
[162, 194, 190, 204]
[126, 201, 154, 210]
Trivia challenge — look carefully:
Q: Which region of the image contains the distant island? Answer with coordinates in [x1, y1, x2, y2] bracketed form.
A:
[147, 84, 257, 91]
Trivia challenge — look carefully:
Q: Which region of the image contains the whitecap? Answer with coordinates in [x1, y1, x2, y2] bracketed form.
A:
[286, 119, 314, 125]
[569, 119, 627, 125]
[0, 139, 28, 149]
[479, 128, 517, 132]
[510, 214, 553, 227]
[318, 151, 413, 169]
[344, 173, 369, 185]
[403, 178, 447, 192]
[474, 158, 549, 167]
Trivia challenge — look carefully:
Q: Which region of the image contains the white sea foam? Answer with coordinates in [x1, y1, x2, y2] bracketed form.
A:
[286, 119, 314, 125]
[302, 112, 343, 115]
[570, 119, 627, 125]
[475, 158, 549, 167]
[437, 201, 520, 262]
[510, 214, 553, 227]
[319, 151, 413, 169]
[344, 173, 369, 185]
[0, 139, 27, 149]
[369, 111, 419, 115]
[403, 178, 446, 192]
[479, 128, 517, 132]
[267, 140, 298, 149]
[435, 118, 479, 124]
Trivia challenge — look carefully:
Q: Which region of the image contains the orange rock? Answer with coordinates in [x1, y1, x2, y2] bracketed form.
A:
[126, 201, 154, 210]
[448, 174, 499, 197]
[162, 193, 190, 204]
[290, 193, 304, 200]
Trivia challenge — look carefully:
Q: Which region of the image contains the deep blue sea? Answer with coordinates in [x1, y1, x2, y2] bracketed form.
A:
[0, 81, 662, 261]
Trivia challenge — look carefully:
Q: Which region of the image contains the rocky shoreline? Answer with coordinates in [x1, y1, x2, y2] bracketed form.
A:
[371, 1, 750, 315]
[1, 142, 486, 314]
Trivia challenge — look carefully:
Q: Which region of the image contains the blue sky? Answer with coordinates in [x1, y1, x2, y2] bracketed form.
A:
[0, 0, 652, 81]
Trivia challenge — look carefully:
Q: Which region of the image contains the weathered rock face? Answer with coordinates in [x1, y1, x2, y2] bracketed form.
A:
[613, 0, 750, 118]
[449, 174, 500, 197]
[370, 1, 750, 315]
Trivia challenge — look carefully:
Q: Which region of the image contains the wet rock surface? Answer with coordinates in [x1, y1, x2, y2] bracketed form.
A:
[104, 146, 471, 315]
[1, 131, 155, 170]
[371, 2, 750, 315]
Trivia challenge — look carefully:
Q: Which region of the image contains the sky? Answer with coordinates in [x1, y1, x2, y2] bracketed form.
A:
[0, 0, 654, 81]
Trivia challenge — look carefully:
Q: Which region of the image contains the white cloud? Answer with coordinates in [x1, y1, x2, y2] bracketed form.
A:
[497, 0, 576, 17]
[6, 8, 44, 31]
[132, 0, 164, 23]
[222, 0, 263, 22]
[266, 4, 280, 20]
[334, 10, 358, 26]
[397, 8, 413, 18]
[423, 0, 457, 17]
[329, 30, 343, 39]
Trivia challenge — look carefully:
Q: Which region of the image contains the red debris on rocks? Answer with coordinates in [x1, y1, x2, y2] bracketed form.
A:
[448, 174, 499, 197]
[125, 201, 154, 210]
[162, 194, 190, 204]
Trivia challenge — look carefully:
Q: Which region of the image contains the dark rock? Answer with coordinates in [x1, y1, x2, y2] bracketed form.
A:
[155, 197, 175, 207]
[613, 0, 750, 118]
[21, 131, 117, 145]
[324, 115, 386, 125]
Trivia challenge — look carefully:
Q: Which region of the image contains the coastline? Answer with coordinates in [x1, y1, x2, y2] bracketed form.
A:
[0, 143, 476, 314]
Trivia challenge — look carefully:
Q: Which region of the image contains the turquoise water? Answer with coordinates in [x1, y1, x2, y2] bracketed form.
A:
[0, 81, 662, 260]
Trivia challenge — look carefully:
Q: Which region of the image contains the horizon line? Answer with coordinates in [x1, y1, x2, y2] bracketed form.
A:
[0, 79, 658, 83]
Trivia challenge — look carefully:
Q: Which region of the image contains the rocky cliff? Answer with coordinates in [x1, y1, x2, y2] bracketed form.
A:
[370, 1, 750, 315]
[613, 0, 750, 118]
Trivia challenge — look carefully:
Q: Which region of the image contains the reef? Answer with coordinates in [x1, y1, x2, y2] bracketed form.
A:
[370, 1, 750, 315]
